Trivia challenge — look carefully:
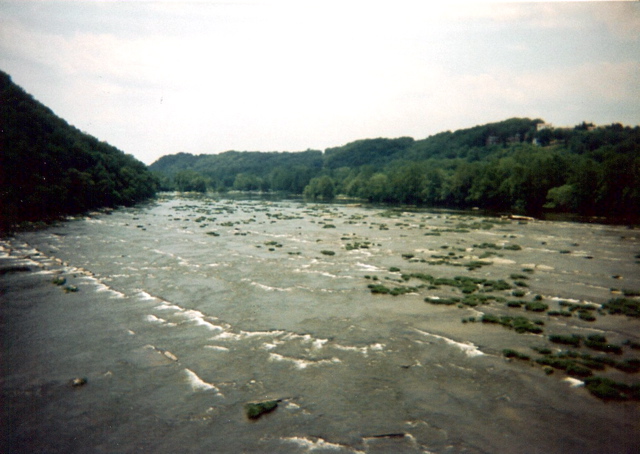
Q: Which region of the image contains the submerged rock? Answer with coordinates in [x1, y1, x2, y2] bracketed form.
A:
[52, 276, 66, 286]
[70, 377, 87, 387]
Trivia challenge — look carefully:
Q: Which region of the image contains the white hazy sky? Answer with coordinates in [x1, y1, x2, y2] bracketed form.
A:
[1, 1, 639, 164]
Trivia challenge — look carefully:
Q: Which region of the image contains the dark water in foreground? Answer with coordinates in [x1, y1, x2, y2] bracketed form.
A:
[1, 195, 639, 453]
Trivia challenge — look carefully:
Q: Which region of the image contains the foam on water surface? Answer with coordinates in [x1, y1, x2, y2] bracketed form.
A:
[184, 368, 222, 394]
[414, 329, 484, 358]
[279, 436, 365, 453]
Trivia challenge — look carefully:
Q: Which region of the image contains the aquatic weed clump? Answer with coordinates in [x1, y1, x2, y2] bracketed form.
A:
[481, 314, 543, 334]
[525, 301, 548, 312]
[577, 309, 597, 322]
[503, 244, 522, 251]
[584, 377, 640, 401]
[456, 221, 496, 231]
[473, 242, 522, 251]
[403, 272, 434, 283]
[583, 335, 622, 354]
[614, 359, 640, 373]
[389, 286, 422, 296]
[345, 242, 371, 250]
[369, 284, 422, 296]
[532, 346, 553, 355]
[602, 298, 640, 317]
[483, 279, 512, 291]
[425, 296, 461, 305]
[549, 334, 582, 347]
[622, 289, 640, 297]
[461, 294, 503, 307]
[245, 400, 279, 419]
[533, 347, 640, 380]
[368, 284, 391, 294]
[624, 340, 640, 350]
[535, 352, 593, 377]
[502, 349, 531, 361]
[547, 310, 572, 317]
[464, 260, 493, 270]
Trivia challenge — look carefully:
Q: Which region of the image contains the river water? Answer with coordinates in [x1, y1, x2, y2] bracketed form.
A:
[1, 194, 639, 453]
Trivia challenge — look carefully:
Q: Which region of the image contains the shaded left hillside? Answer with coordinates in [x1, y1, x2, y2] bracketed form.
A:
[0, 70, 157, 232]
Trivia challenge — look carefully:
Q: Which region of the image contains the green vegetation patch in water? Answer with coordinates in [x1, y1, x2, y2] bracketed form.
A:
[547, 310, 573, 317]
[369, 284, 422, 296]
[481, 314, 544, 334]
[549, 334, 582, 347]
[583, 335, 623, 354]
[503, 349, 531, 361]
[245, 400, 279, 419]
[602, 298, 640, 317]
[425, 296, 461, 305]
[474, 242, 522, 251]
[345, 242, 370, 250]
[584, 377, 640, 401]
[525, 301, 549, 312]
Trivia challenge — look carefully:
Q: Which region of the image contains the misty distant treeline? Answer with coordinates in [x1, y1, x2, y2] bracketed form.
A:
[0, 71, 157, 232]
[151, 118, 640, 219]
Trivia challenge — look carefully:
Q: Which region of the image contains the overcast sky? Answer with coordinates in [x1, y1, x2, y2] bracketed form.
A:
[1, 1, 639, 164]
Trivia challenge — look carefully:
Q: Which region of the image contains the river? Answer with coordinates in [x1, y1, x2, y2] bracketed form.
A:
[1, 194, 639, 453]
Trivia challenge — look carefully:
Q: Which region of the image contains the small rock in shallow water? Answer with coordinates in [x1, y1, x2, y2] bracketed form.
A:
[70, 377, 87, 387]
[52, 276, 66, 285]
[163, 350, 178, 361]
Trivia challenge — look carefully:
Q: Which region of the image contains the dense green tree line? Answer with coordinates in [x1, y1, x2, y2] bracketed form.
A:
[151, 117, 639, 219]
[0, 71, 157, 231]
[152, 149, 323, 193]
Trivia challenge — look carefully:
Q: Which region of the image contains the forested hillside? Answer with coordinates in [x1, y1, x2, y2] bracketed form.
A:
[0, 71, 157, 232]
[153, 149, 323, 193]
[150, 117, 639, 219]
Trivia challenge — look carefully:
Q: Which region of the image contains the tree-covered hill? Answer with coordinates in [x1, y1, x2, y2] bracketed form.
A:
[151, 118, 640, 219]
[150, 118, 639, 220]
[324, 137, 415, 169]
[0, 70, 157, 232]
[152, 149, 323, 193]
